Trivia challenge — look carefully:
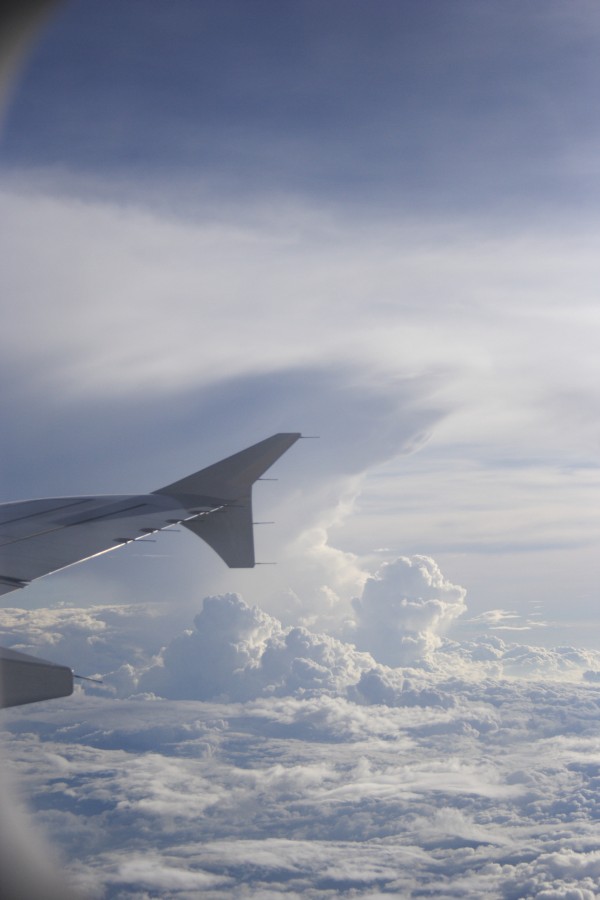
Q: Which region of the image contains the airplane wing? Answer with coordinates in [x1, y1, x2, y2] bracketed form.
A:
[0, 432, 301, 706]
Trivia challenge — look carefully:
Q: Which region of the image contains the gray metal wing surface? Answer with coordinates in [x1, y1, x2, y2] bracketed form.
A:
[0, 432, 301, 706]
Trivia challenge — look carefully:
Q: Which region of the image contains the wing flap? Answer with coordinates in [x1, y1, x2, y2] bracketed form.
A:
[0, 494, 188, 584]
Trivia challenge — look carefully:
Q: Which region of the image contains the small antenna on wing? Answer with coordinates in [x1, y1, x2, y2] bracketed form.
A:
[74, 673, 104, 685]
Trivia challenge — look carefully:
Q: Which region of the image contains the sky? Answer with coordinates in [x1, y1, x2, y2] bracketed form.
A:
[1, 1, 600, 897]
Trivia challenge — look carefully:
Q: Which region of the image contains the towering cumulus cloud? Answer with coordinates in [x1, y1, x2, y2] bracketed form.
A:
[139, 592, 375, 701]
[137, 555, 467, 702]
[351, 555, 467, 665]
[133, 555, 468, 704]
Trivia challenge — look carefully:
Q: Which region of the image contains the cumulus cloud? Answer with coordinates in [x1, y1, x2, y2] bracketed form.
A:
[350, 666, 455, 710]
[138, 593, 375, 702]
[350, 555, 467, 666]
[446, 634, 600, 683]
[4, 558, 600, 709]
[0, 603, 178, 678]
[130, 559, 469, 704]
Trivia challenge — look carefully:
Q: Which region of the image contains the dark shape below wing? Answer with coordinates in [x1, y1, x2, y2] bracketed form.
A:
[0, 646, 73, 708]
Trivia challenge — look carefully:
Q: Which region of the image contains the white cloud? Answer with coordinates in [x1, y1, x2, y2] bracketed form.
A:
[0, 604, 176, 678]
[2, 537, 600, 898]
[1, 174, 600, 637]
[138, 593, 375, 702]
[4, 558, 600, 706]
[350, 556, 467, 666]
[2, 175, 600, 434]
[3, 663, 600, 898]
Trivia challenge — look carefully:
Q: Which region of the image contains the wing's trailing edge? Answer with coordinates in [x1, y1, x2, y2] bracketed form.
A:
[155, 433, 301, 568]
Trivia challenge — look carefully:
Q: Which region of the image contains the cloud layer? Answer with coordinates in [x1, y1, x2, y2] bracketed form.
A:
[1, 175, 599, 634]
[3, 554, 600, 897]
[6, 1, 600, 217]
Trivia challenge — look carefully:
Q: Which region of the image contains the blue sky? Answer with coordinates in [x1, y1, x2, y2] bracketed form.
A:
[6, 0, 600, 214]
[1, 2, 600, 897]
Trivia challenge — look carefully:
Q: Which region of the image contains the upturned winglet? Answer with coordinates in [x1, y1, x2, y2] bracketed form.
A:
[153, 433, 301, 568]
